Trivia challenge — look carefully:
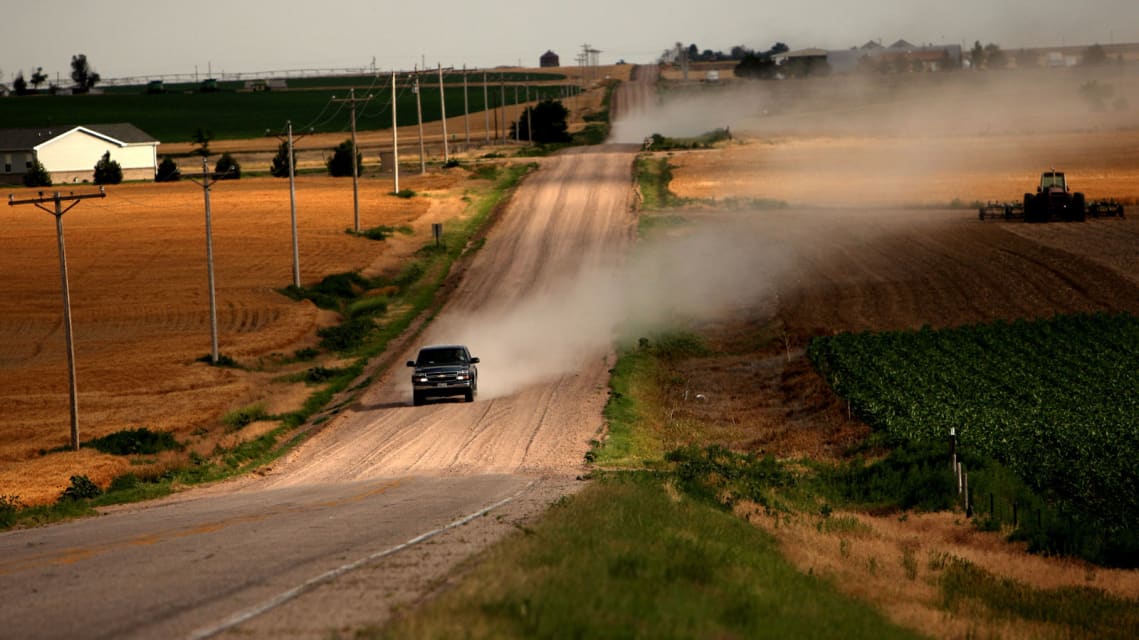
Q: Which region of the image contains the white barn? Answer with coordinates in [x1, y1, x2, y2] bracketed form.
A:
[0, 123, 159, 184]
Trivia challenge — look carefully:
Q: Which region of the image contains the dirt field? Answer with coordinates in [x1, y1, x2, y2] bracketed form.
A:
[0, 171, 469, 504]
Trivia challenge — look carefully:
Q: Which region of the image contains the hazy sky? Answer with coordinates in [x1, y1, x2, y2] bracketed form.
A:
[3, 1, 1137, 82]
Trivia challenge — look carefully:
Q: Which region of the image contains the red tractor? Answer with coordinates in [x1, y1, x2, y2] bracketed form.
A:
[1024, 170, 1085, 222]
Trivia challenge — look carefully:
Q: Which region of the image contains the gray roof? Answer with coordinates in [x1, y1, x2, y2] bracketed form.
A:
[0, 123, 158, 151]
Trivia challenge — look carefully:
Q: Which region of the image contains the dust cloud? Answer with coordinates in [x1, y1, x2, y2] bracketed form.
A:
[433, 219, 790, 399]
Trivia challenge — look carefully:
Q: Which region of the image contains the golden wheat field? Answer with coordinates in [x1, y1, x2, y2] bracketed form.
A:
[0, 171, 467, 504]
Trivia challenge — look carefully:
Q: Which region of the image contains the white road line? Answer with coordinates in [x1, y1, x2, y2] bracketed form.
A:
[189, 480, 537, 640]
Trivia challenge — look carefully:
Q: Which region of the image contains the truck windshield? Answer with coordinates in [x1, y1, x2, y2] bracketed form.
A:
[416, 349, 467, 366]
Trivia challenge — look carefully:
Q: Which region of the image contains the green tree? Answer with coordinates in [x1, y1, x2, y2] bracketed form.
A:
[269, 141, 296, 178]
[326, 139, 361, 177]
[93, 151, 122, 184]
[155, 156, 181, 182]
[23, 159, 52, 187]
[29, 67, 47, 90]
[513, 99, 571, 144]
[70, 54, 100, 93]
[191, 128, 213, 157]
[735, 42, 788, 79]
[214, 152, 241, 179]
[12, 72, 27, 95]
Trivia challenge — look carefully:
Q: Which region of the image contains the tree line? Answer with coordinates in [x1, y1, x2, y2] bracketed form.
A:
[8, 54, 100, 95]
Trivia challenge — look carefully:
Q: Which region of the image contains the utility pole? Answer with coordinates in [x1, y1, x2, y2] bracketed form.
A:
[499, 80, 507, 143]
[438, 63, 450, 163]
[391, 70, 400, 194]
[525, 83, 533, 144]
[188, 157, 229, 366]
[514, 85, 520, 142]
[275, 120, 310, 288]
[463, 64, 471, 147]
[331, 87, 372, 231]
[483, 71, 491, 144]
[8, 187, 106, 451]
[414, 66, 426, 174]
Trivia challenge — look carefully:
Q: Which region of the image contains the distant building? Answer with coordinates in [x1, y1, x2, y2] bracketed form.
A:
[0, 123, 159, 184]
[829, 41, 963, 73]
[540, 50, 560, 67]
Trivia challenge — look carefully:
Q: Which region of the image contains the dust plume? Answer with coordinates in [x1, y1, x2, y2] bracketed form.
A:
[433, 219, 790, 399]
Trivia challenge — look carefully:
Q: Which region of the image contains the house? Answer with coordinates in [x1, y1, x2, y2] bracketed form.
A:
[0, 123, 159, 184]
[540, 50, 560, 67]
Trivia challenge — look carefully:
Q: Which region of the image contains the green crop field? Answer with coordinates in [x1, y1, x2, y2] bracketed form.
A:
[1, 79, 575, 143]
[808, 313, 1139, 537]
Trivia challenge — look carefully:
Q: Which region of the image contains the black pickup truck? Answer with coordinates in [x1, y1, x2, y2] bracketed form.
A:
[406, 344, 479, 405]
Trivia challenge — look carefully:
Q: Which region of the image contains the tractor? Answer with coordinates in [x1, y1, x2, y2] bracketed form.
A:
[1023, 170, 1085, 222]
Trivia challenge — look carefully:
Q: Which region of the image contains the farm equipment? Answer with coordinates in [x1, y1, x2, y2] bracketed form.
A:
[1023, 170, 1085, 222]
[978, 201, 1024, 220]
[1088, 199, 1126, 218]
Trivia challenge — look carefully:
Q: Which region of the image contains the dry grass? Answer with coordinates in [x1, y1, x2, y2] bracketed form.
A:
[746, 504, 1139, 639]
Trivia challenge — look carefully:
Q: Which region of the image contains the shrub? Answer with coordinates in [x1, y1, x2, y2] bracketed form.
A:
[60, 475, 102, 501]
[85, 427, 183, 455]
[222, 403, 269, 431]
[0, 495, 21, 527]
[327, 139, 362, 177]
[23, 159, 52, 187]
[155, 156, 181, 182]
[214, 152, 241, 179]
[347, 295, 389, 318]
[93, 151, 123, 184]
[317, 317, 375, 351]
[269, 141, 296, 178]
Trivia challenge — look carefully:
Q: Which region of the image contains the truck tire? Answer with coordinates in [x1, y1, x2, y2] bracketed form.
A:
[413, 391, 424, 406]
[1072, 193, 1086, 222]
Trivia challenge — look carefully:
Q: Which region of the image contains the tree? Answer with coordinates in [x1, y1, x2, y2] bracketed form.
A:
[70, 54, 100, 93]
[214, 152, 241, 179]
[269, 141, 297, 178]
[29, 67, 47, 90]
[23, 159, 52, 187]
[191, 128, 213, 157]
[93, 151, 123, 184]
[1083, 44, 1108, 66]
[970, 41, 985, 68]
[326, 140, 362, 177]
[13, 72, 27, 95]
[512, 99, 571, 144]
[155, 156, 181, 182]
[984, 43, 1007, 69]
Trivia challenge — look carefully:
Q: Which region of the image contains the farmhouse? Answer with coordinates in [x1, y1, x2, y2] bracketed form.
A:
[0, 123, 159, 184]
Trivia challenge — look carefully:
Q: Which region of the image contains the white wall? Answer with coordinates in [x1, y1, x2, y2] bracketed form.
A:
[36, 128, 157, 181]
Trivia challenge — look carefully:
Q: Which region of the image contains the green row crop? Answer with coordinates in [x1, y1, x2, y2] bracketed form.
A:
[807, 313, 1139, 533]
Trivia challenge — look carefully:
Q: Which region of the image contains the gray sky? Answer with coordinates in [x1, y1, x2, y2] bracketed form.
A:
[3, 0, 1138, 81]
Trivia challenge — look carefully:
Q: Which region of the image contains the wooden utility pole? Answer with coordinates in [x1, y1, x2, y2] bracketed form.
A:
[8, 187, 106, 451]
[462, 65, 471, 147]
[275, 121, 311, 288]
[525, 84, 533, 144]
[499, 80, 506, 143]
[391, 70, 400, 194]
[414, 66, 426, 174]
[438, 63, 450, 163]
[188, 157, 231, 366]
[332, 88, 372, 231]
[483, 71, 490, 145]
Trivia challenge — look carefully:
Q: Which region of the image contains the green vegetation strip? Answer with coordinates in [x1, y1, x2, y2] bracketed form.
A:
[378, 474, 920, 640]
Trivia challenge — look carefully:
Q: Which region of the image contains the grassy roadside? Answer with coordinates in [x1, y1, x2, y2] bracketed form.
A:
[379, 473, 921, 640]
[0, 163, 534, 529]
